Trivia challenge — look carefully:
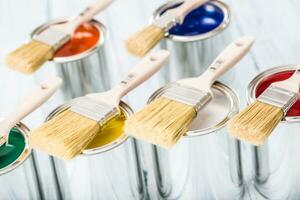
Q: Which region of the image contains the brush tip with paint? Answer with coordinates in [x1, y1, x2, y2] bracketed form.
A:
[126, 36, 255, 147]
[228, 70, 300, 145]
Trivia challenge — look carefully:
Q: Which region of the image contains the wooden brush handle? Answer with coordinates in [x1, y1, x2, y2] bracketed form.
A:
[61, 0, 113, 32]
[2, 76, 62, 135]
[167, 0, 209, 23]
[113, 50, 170, 99]
[200, 36, 255, 86]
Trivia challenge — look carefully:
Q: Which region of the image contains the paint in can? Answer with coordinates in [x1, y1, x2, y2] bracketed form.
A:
[144, 81, 243, 199]
[246, 65, 300, 199]
[31, 18, 111, 99]
[30, 19, 111, 199]
[0, 121, 50, 200]
[45, 100, 146, 199]
[151, 0, 231, 82]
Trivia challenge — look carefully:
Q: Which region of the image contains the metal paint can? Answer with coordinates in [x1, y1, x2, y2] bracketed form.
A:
[144, 82, 243, 199]
[30, 18, 111, 200]
[151, 0, 231, 82]
[31, 18, 111, 99]
[0, 121, 45, 200]
[246, 65, 300, 199]
[45, 100, 146, 199]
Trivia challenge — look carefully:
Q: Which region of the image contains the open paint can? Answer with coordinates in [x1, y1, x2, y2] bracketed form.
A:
[31, 18, 111, 99]
[0, 121, 60, 200]
[151, 0, 231, 82]
[246, 65, 300, 199]
[144, 82, 243, 199]
[45, 100, 145, 199]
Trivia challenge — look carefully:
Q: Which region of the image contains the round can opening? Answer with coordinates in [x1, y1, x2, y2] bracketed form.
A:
[46, 100, 133, 156]
[151, 0, 230, 42]
[31, 18, 107, 63]
[247, 65, 300, 122]
[0, 122, 31, 175]
[148, 81, 239, 137]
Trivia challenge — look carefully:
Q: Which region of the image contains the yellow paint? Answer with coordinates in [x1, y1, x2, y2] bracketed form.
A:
[85, 112, 126, 150]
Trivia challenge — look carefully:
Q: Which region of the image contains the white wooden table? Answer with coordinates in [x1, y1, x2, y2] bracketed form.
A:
[0, 0, 298, 199]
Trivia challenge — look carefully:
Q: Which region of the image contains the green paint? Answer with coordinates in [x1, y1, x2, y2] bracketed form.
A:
[0, 128, 26, 169]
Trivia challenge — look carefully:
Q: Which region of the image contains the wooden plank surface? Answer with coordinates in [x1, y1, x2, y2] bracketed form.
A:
[0, 0, 298, 199]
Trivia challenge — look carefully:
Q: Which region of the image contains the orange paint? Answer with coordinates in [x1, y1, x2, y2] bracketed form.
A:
[54, 22, 100, 58]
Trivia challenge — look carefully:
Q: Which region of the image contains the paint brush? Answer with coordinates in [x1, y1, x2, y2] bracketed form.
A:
[126, 36, 255, 148]
[228, 69, 300, 145]
[125, 0, 209, 57]
[5, 0, 112, 74]
[29, 50, 170, 160]
[0, 77, 62, 156]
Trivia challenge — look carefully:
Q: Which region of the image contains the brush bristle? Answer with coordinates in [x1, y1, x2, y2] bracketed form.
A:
[228, 101, 284, 145]
[125, 25, 165, 57]
[5, 40, 54, 74]
[126, 97, 196, 148]
[29, 109, 100, 160]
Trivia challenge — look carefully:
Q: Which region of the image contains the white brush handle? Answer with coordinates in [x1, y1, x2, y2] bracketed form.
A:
[0, 76, 62, 137]
[274, 69, 300, 93]
[113, 50, 170, 99]
[167, 0, 209, 23]
[60, 0, 113, 32]
[199, 36, 255, 86]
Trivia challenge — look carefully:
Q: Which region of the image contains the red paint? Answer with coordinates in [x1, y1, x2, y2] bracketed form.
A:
[54, 22, 100, 58]
[255, 70, 300, 117]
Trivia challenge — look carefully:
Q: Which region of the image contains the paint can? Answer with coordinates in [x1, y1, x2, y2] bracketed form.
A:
[151, 0, 231, 82]
[246, 65, 300, 199]
[31, 18, 111, 99]
[0, 121, 52, 200]
[45, 100, 146, 199]
[144, 81, 243, 199]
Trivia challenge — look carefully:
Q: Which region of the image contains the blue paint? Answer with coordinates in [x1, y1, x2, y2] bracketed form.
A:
[162, 2, 225, 36]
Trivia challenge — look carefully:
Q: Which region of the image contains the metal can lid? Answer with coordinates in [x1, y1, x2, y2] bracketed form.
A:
[46, 99, 133, 156]
[0, 121, 31, 175]
[30, 18, 107, 63]
[147, 81, 239, 137]
[247, 65, 300, 122]
[151, 0, 230, 42]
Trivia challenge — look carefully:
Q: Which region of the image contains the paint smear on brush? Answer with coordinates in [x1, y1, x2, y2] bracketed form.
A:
[256, 70, 300, 117]
[54, 22, 100, 57]
[85, 113, 126, 150]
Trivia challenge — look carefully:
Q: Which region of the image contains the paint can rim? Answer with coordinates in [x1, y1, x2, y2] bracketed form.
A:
[247, 65, 300, 123]
[147, 81, 239, 137]
[150, 0, 231, 42]
[30, 18, 107, 63]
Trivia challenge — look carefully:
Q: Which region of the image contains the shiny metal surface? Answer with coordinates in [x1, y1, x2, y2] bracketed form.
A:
[151, 0, 231, 85]
[145, 82, 243, 199]
[162, 83, 212, 112]
[0, 122, 42, 200]
[258, 85, 298, 114]
[31, 18, 111, 100]
[46, 100, 146, 199]
[151, 0, 230, 42]
[70, 96, 119, 125]
[247, 65, 300, 199]
[35, 27, 70, 51]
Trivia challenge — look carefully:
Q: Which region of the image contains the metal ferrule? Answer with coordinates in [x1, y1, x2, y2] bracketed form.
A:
[162, 83, 212, 112]
[70, 97, 119, 126]
[153, 12, 179, 30]
[258, 85, 299, 114]
[35, 28, 70, 50]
